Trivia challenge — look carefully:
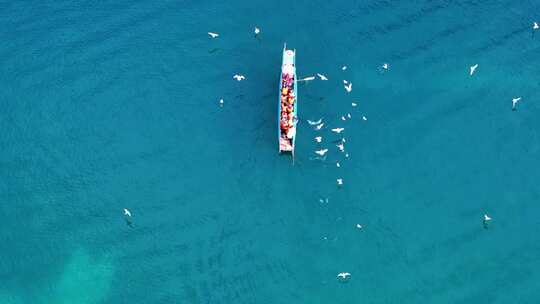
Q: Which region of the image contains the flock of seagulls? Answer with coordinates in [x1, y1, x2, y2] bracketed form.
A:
[117, 22, 536, 283]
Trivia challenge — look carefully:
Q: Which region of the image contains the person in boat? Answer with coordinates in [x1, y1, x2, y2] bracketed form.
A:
[287, 113, 294, 126]
[286, 104, 293, 113]
[280, 113, 289, 130]
[288, 95, 294, 104]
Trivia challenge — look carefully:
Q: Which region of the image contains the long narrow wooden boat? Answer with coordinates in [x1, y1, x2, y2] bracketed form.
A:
[278, 44, 298, 161]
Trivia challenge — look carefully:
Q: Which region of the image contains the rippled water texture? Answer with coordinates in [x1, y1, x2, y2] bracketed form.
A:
[1, 1, 540, 303]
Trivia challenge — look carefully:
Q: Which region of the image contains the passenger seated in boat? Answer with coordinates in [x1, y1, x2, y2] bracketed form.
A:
[287, 114, 294, 126]
[287, 105, 293, 113]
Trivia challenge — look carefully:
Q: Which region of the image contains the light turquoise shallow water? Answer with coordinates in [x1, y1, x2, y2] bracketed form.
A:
[1, 1, 540, 303]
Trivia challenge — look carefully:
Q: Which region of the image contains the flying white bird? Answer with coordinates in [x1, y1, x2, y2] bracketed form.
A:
[317, 73, 328, 80]
[344, 83, 352, 93]
[208, 32, 219, 38]
[345, 153, 349, 158]
[336, 142, 345, 152]
[534, 22, 539, 30]
[382, 63, 389, 70]
[343, 80, 348, 84]
[315, 149, 328, 156]
[254, 27, 260, 35]
[484, 214, 492, 222]
[351, 102, 357, 107]
[470, 64, 478, 76]
[337, 178, 344, 185]
[362, 116, 367, 121]
[336, 162, 341, 168]
[331, 128, 345, 134]
[341, 116, 346, 121]
[337, 272, 351, 279]
[356, 224, 363, 229]
[219, 98, 224, 107]
[315, 123, 325, 130]
[347, 113, 351, 119]
[315, 136, 322, 143]
[233, 74, 245, 81]
[308, 118, 323, 125]
[342, 66, 347, 70]
[124, 208, 132, 217]
[299, 76, 316, 82]
[512, 97, 521, 111]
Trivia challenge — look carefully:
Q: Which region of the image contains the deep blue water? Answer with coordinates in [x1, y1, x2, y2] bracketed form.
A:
[1, 1, 540, 303]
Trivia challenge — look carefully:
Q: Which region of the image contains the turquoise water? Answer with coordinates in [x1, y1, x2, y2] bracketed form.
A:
[2, 1, 540, 303]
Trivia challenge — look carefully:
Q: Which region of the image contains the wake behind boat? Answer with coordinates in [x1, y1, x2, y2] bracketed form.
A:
[278, 44, 298, 160]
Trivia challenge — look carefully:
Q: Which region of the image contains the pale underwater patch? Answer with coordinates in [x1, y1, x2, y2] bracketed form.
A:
[44, 249, 115, 304]
[0, 291, 23, 304]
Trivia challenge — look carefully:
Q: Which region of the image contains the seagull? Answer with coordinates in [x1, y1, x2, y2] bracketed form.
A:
[219, 98, 224, 107]
[345, 153, 349, 158]
[512, 97, 521, 111]
[317, 73, 328, 80]
[308, 118, 323, 125]
[382, 63, 389, 70]
[336, 142, 345, 152]
[347, 113, 351, 119]
[337, 272, 351, 279]
[315, 123, 325, 130]
[315, 149, 328, 156]
[254, 27, 260, 36]
[344, 83, 352, 93]
[341, 116, 346, 121]
[315, 136, 322, 143]
[483, 214, 492, 229]
[351, 102, 357, 107]
[362, 116, 367, 121]
[233, 74, 245, 81]
[343, 80, 348, 84]
[299, 76, 316, 82]
[208, 32, 219, 38]
[356, 224, 363, 229]
[534, 22, 539, 30]
[331, 128, 345, 134]
[124, 208, 131, 217]
[336, 162, 341, 168]
[337, 178, 343, 185]
[342, 66, 347, 71]
[470, 64, 478, 76]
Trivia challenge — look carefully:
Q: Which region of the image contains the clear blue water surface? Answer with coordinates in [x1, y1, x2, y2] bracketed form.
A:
[1, 1, 540, 303]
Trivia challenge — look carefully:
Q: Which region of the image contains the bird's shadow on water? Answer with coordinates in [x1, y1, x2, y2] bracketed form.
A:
[125, 218, 134, 228]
